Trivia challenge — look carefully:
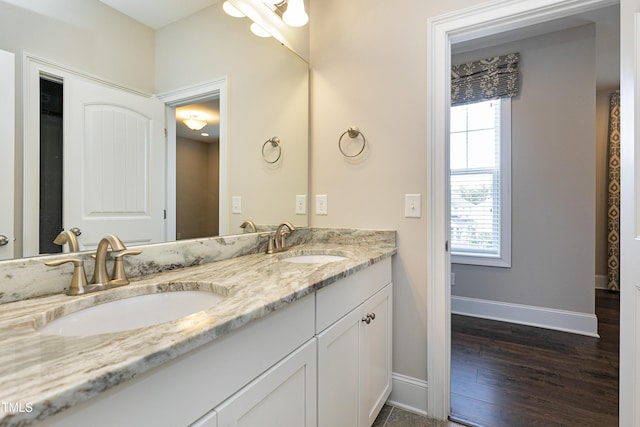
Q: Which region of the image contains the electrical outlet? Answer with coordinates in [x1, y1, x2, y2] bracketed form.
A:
[404, 194, 421, 218]
[231, 196, 241, 214]
[295, 195, 307, 215]
[316, 194, 328, 215]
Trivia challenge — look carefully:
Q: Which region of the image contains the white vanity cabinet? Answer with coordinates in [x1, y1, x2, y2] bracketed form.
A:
[212, 339, 317, 427]
[36, 257, 393, 427]
[316, 258, 392, 427]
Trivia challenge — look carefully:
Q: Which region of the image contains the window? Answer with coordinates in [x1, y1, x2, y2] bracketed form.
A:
[450, 98, 511, 267]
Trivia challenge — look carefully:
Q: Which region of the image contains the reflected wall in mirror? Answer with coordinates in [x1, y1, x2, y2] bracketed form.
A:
[0, 0, 309, 261]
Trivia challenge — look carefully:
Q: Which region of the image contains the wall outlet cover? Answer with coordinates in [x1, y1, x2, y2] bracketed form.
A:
[295, 195, 307, 215]
[316, 194, 328, 215]
[231, 196, 241, 214]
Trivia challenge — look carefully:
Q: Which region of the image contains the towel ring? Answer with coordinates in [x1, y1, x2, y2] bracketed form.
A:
[262, 137, 281, 164]
[338, 126, 366, 158]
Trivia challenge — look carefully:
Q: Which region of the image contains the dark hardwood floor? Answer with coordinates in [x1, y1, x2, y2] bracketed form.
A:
[450, 290, 619, 427]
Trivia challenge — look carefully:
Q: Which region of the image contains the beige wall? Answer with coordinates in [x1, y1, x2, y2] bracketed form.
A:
[0, 1, 155, 93]
[309, 0, 485, 382]
[451, 26, 596, 314]
[155, 5, 309, 233]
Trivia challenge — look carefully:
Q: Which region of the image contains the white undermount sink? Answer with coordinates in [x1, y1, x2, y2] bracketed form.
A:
[40, 291, 225, 336]
[281, 254, 347, 264]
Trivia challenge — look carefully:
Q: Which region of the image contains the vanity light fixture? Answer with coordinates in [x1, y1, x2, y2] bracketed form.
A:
[222, 1, 245, 17]
[183, 116, 207, 131]
[281, 0, 308, 27]
[250, 22, 271, 37]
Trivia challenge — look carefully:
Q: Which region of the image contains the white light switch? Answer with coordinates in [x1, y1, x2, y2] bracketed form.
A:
[405, 194, 421, 218]
[316, 194, 328, 215]
[295, 195, 307, 215]
[231, 196, 242, 214]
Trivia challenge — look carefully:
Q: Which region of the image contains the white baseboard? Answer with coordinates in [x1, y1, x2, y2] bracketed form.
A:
[386, 373, 428, 416]
[595, 274, 608, 290]
[451, 296, 599, 337]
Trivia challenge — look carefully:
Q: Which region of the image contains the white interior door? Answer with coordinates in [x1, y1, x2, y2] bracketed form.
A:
[0, 49, 15, 260]
[619, 9, 640, 427]
[63, 76, 166, 249]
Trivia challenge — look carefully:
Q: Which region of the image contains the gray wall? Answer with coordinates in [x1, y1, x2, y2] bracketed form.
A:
[451, 25, 596, 315]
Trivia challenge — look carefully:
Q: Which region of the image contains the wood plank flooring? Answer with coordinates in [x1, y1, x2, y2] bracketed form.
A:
[450, 290, 619, 427]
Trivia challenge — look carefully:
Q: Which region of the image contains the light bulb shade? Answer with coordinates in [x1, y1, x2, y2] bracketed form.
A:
[183, 116, 207, 131]
[250, 22, 271, 37]
[282, 0, 308, 27]
[222, 1, 245, 17]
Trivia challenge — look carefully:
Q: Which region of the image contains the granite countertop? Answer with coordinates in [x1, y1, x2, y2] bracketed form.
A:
[0, 235, 396, 426]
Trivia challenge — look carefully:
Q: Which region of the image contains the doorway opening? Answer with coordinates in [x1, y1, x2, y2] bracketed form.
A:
[175, 99, 221, 240]
[158, 76, 228, 239]
[425, 0, 621, 421]
[39, 77, 63, 254]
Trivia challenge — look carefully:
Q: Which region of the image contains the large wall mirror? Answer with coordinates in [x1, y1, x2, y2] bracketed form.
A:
[0, 0, 309, 261]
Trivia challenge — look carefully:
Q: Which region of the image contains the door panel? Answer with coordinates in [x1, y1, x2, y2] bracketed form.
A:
[64, 77, 166, 249]
[0, 49, 14, 260]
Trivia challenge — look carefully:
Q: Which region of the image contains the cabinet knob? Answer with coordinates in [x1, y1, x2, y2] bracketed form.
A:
[361, 313, 376, 324]
[0, 235, 9, 246]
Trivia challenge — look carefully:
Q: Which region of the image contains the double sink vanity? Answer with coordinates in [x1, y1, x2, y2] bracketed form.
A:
[0, 228, 396, 427]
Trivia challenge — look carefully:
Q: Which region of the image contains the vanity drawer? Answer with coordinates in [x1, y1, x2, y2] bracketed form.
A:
[316, 257, 391, 333]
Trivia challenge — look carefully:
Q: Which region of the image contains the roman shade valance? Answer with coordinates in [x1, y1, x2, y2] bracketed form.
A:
[451, 52, 520, 106]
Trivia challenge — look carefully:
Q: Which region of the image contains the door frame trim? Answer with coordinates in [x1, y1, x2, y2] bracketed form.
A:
[425, 0, 619, 419]
[157, 76, 228, 238]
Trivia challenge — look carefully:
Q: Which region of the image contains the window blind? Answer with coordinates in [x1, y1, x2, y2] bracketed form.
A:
[450, 100, 501, 257]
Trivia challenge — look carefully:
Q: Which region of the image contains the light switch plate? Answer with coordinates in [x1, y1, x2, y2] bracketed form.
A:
[231, 196, 241, 214]
[316, 194, 328, 215]
[405, 194, 421, 218]
[295, 195, 307, 215]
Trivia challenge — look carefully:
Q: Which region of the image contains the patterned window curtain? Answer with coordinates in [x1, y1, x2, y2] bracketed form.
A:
[451, 52, 520, 106]
[607, 91, 621, 291]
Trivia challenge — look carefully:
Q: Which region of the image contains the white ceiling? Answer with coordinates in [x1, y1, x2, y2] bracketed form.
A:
[98, 0, 221, 29]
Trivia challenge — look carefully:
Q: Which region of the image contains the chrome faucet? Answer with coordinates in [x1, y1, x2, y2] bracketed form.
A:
[91, 234, 127, 286]
[274, 222, 296, 251]
[240, 220, 257, 233]
[53, 228, 81, 252]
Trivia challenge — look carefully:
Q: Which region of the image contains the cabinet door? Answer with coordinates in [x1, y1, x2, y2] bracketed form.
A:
[216, 339, 317, 427]
[359, 285, 392, 427]
[317, 308, 361, 427]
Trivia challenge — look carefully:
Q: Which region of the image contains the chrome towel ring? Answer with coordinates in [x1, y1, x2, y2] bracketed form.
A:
[339, 126, 366, 157]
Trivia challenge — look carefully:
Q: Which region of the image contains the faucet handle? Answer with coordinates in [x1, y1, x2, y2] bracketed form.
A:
[259, 233, 276, 254]
[109, 249, 142, 286]
[45, 258, 89, 296]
